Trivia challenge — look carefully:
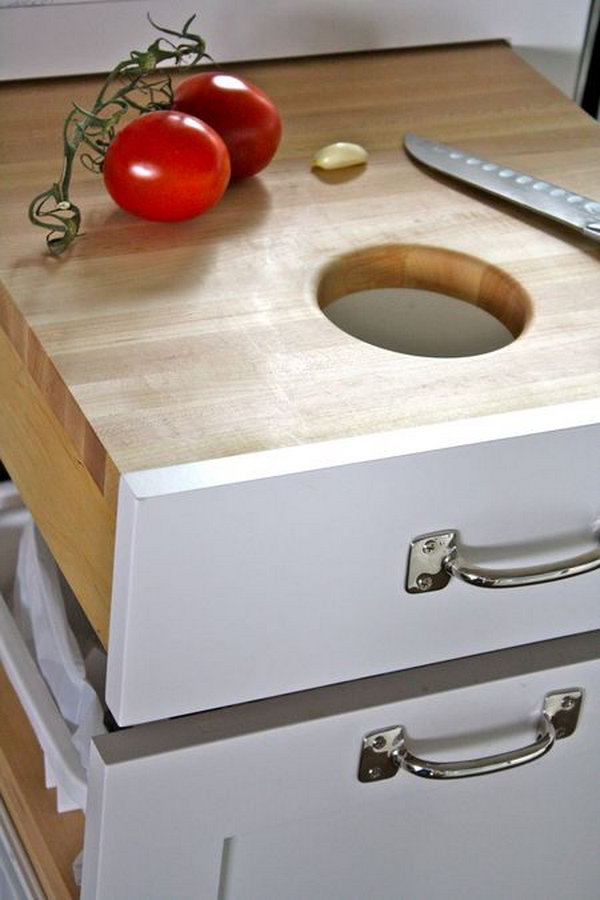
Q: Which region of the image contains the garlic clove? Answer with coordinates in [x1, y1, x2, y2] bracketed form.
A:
[312, 142, 368, 170]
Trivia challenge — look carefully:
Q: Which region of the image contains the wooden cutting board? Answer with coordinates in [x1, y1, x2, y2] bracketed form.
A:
[1, 41, 599, 644]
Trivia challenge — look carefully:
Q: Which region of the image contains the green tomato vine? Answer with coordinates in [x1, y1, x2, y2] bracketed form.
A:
[29, 16, 210, 256]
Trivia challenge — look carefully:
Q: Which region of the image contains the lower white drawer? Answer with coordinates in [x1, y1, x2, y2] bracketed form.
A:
[108, 424, 600, 725]
[84, 630, 600, 899]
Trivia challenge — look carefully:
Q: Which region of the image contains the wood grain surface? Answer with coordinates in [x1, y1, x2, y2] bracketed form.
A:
[1, 42, 600, 639]
[0, 328, 115, 645]
[0, 665, 84, 899]
[1, 42, 599, 478]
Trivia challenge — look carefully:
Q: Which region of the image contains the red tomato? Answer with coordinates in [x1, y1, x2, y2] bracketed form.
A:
[173, 72, 282, 179]
[103, 110, 230, 222]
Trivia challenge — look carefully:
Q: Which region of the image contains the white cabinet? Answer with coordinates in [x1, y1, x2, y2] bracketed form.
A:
[1, 33, 599, 899]
[108, 423, 600, 725]
[83, 631, 600, 899]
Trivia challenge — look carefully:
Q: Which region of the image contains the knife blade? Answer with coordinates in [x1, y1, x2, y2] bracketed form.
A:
[403, 132, 600, 244]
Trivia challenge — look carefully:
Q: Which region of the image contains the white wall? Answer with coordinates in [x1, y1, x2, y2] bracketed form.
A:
[0, 0, 592, 97]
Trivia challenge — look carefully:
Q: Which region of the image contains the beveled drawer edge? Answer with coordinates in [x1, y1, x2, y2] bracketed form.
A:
[96, 630, 600, 764]
[123, 398, 600, 499]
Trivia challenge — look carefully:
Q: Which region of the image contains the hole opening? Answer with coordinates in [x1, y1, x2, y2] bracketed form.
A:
[317, 244, 532, 358]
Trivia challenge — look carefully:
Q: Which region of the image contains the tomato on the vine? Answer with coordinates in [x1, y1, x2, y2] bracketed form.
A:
[103, 110, 231, 222]
[173, 73, 282, 179]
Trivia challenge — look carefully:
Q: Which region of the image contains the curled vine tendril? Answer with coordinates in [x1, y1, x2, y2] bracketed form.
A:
[29, 15, 210, 256]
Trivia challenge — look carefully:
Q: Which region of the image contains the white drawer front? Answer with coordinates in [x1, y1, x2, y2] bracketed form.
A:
[85, 632, 600, 899]
[107, 424, 600, 725]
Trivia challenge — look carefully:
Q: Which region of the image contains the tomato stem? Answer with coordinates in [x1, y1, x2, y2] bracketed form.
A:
[29, 15, 210, 256]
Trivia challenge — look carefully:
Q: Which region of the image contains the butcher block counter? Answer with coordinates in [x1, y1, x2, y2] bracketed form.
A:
[1, 41, 600, 651]
[2, 39, 600, 899]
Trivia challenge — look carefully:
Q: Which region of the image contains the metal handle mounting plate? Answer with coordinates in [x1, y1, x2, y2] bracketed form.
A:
[358, 689, 582, 783]
[406, 530, 600, 593]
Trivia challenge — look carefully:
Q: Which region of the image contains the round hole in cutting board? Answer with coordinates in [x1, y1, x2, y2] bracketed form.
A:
[316, 244, 531, 358]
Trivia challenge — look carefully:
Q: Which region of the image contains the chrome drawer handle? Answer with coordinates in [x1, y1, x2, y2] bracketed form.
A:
[406, 530, 600, 593]
[358, 690, 582, 783]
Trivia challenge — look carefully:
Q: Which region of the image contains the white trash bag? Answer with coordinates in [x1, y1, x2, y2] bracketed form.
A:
[0, 482, 106, 815]
[11, 519, 107, 770]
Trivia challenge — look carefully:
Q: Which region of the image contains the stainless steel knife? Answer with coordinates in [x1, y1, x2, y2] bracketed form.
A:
[403, 132, 600, 244]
